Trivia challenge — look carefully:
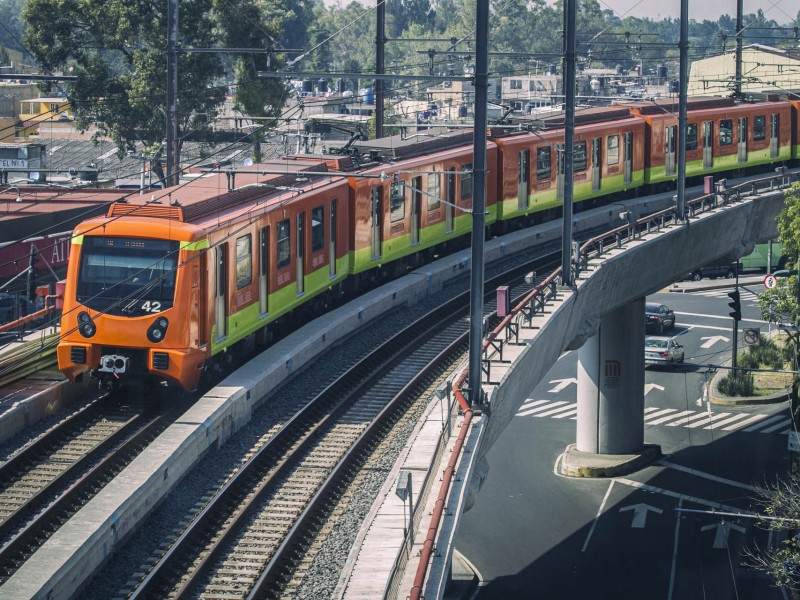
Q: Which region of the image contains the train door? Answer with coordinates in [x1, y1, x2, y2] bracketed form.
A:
[738, 117, 748, 163]
[770, 114, 779, 159]
[214, 243, 227, 341]
[411, 176, 421, 245]
[591, 137, 601, 192]
[296, 212, 305, 295]
[445, 171, 455, 233]
[259, 226, 268, 315]
[371, 186, 382, 258]
[556, 144, 565, 200]
[665, 125, 676, 176]
[623, 133, 633, 185]
[518, 150, 529, 210]
[703, 121, 713, 169]
[329, 199, 337, 278]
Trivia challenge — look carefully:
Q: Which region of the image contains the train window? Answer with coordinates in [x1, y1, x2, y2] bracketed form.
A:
[461, 164, 473, 202]
[510, 80, 522, 89]
[76, 237, 179, 314]
[719, 119, 733, 145]
[753, 116, 766, 141]
[427, 172, 441, 210]
[536, 147, 551, 180]
[390, 181, 405, 222]
[277, 219, 290, 269]
[607, 135, 619, 165]
[311, 206, 324, 251]
[686, 124, 698, 150]
[235, 234, 252, 290]
[574, 141, 587, 172]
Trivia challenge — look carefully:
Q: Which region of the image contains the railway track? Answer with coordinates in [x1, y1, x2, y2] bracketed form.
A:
[0, 392, 184, 580]
[126, 255, 553, 599]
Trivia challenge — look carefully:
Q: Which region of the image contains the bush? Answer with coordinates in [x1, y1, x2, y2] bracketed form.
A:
[737, 351, 759, 369]
[718, 371, 755, 396]
[749, 335, 785, 370]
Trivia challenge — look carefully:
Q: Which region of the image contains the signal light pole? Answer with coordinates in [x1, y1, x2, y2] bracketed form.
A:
[727, 279, 741, 372]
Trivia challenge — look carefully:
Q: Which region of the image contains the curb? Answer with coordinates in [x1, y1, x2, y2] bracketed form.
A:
[708, 367, 792, 406]
[557, 443, 662, 478]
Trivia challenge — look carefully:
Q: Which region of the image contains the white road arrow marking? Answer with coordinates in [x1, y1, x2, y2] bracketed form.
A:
[700, 335, 729, 349]
[701, 522, 746, 549]
[548, 378, 577, 394]
[645, 383, 665, 396]
[619, 503, 663, 528]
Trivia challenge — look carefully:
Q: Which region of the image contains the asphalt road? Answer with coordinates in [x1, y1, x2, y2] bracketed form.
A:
[455, 283, 793, 600]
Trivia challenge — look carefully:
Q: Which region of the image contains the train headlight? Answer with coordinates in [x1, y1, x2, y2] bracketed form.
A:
[147, 316, 169, 343]
[78, 311, 96, 338]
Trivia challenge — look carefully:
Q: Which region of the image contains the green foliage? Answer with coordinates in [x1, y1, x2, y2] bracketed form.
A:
[760, 184, 800, 327]
[718, 371, 754, 396]
[748, 335, 787, 371]
[21, 0, 292, 158]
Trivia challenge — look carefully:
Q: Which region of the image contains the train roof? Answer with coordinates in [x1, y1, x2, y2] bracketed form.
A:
[347, 129, 474, 161]
[105, 157, 342, 225]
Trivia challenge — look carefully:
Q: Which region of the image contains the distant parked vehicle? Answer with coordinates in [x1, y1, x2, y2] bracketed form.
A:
[686, 263, 739, 282]
[645, 336, 685, 366]
[739, 241, 786, 272]
[645, 303, 676, 333]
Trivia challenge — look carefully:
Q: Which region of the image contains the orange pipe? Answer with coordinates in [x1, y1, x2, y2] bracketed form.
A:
[410, 378, 473, 600]
[0, 295, 60, 333]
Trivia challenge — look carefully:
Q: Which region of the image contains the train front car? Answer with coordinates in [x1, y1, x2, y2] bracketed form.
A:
[57, 215, 208, 392]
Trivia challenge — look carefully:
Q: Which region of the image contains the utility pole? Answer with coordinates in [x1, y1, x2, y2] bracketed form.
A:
[375, 0, 385, 138]
[561, 0, 576, 286]
[467, 0, 489, 406]
[166, 0, 180, 188]
[676, 0, 688, 221]
[735, 0, 743, 97]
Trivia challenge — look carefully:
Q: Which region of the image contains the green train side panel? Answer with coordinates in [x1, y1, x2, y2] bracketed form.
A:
[645, 146, 792, 185]
[349, 205, 499, 276]
[209, 255, 350, 355]
[497, 170, 646, 221]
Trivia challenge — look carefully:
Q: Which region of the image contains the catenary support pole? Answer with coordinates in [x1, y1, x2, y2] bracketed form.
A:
[375, 0, 385, 138]
[676, 0, 688, 220]
[561, 0, 576, 286]
[467, 0, 489, 406]
[166, 0, 180, 188]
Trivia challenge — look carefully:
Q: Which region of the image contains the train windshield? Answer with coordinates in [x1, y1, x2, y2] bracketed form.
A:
[76, 237, 180, 316]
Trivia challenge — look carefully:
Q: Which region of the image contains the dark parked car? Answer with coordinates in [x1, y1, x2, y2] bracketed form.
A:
[645, 303, 675, 333]
[686, 263, 740, 281]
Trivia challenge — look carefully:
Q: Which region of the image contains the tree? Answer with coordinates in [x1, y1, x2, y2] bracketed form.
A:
[21, 0, 292, 178]
[759, 184, 800, 327]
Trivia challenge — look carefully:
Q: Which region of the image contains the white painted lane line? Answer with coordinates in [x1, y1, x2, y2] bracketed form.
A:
[534, 404, 578, 418]
[551, 407, 579, 419]
[675, 311, 768, 324]
[582, 480, 614, 553]
[648, 410, 694, 425]
[722, 413, 770, 431]
[517, 401, 567, 417]
[520, 399, 548, 409]
[645, 406, 664, 413]
[666, 412, 713, 427]
[644, 408, 679, 421]
[742, 414, 785, 432]
[615, 478, 743, 513]
[685, 412, 733, 429]
[761, 419, 793, 434]
[658, 460, 762, 492]
[667, 498, 683, 600]
[703, 413, 755, 430]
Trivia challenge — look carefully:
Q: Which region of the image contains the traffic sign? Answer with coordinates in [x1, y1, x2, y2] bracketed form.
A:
[764, 274, 778, 289]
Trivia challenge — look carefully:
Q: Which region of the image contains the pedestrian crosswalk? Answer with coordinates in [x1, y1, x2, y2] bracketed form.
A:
[684, 288, 759, 302]
[515, 398, 792, 434]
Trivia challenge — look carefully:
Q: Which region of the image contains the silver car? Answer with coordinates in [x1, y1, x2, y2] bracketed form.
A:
[645, 336, 685, 366]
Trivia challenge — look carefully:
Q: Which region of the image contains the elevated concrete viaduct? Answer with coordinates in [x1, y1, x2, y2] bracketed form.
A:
[470, 184, 789, 500]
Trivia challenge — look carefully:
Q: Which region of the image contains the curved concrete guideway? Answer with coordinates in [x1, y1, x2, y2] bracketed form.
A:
[473, 187, 787, 493]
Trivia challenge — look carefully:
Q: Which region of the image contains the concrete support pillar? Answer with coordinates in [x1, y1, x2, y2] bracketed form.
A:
[576, 298, 645, 454]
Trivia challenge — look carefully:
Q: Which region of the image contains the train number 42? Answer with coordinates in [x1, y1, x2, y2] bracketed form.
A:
[141, 301, 162, 313]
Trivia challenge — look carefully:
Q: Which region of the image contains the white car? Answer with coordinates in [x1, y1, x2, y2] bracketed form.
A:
[645, 336, 685, 366]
